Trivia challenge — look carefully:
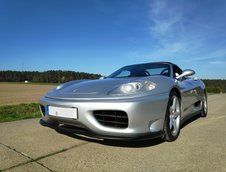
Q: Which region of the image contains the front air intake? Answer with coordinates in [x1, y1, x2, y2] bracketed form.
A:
[39, 105, 46, 116]
[93, 110, 128, 129]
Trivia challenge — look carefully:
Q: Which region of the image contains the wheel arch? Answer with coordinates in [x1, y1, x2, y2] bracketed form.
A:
[170, 87, 181, 100]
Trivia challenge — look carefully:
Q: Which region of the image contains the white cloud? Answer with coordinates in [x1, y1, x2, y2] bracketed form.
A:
[210, 60, 226, 65]
[180, 47, 226, 63]
[122, 0, 226, 78]
[145, 0, 189, 60]
[142, 0, 226, 66]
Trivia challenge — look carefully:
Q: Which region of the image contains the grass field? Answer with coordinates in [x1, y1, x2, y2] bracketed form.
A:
[0, 82, 55, 122]
[0, 103, 40, 123]
[0, 82, 55, 106]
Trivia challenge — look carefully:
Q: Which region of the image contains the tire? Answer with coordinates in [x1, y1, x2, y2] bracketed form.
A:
[163, 91, 181, 142]
[200, 92, 208, 117]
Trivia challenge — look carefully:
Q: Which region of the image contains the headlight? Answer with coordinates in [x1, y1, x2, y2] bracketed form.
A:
[121, 82, 142, 93]
[109, 81, 156, 96]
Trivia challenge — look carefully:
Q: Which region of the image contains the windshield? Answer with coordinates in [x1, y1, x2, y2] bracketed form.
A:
[108, 63, 171, 78]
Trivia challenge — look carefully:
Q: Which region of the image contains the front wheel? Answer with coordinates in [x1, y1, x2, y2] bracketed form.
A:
[163, 92, 181, 142]
[200, 92, 208, 117]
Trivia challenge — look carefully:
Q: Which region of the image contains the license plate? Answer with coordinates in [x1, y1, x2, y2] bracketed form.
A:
[47, 106, 78, 119]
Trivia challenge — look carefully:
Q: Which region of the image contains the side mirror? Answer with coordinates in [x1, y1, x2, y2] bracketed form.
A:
[176, 69, 195, 80]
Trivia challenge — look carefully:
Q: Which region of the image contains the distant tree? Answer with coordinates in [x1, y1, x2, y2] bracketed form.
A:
[0, 70, 101, 83]
[206, 87, 221, 93]
[202, 79, 226, 93]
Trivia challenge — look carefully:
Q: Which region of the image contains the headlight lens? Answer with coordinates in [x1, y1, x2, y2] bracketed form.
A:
[109, 81, 156, 95]
[121, 82, 142, 93]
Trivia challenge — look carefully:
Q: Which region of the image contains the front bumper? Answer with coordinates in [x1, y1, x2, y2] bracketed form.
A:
[39, 93, 169, 139]
[39, 119, 163, 141]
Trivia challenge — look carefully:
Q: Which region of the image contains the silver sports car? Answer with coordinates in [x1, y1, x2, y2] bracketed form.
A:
[39, 62, 207, 141]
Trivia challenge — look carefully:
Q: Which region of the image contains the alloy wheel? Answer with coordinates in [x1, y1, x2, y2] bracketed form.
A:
[169, 96, 181, 136]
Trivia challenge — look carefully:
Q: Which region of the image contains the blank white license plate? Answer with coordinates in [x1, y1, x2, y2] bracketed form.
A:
[48, 106, 78, 119]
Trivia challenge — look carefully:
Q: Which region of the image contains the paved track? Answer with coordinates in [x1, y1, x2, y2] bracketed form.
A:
[0, 94, 226, 172]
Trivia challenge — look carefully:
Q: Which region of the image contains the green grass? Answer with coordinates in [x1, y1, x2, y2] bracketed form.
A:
[0, 103, 41, 123]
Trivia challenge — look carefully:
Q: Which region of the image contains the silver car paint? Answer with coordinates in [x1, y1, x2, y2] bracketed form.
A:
[39, 63, 205, 139]
[40, 92, 168, 138]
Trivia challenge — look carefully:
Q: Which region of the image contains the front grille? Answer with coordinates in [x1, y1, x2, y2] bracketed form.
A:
[40, 105, 46, 116]
[93, 110, 128, 129]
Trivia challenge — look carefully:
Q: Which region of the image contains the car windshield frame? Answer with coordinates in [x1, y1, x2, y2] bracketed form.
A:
[108, 63, 171, 78]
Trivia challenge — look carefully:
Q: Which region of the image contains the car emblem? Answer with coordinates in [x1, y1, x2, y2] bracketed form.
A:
[73, 89, 77, 93]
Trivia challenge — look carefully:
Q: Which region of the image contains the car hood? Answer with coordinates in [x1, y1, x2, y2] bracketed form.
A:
[46, 78, 138, 99]
[45, 76, 174, 100]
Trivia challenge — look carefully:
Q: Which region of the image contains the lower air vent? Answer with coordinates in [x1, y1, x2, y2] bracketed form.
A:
[93, 110, 128, 129]
[40, 105, 46, 116]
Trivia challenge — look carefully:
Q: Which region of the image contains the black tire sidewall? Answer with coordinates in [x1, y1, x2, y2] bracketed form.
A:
[201, 93, 208, 117]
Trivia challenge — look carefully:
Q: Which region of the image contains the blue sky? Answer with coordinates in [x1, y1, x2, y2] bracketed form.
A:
[0, 0, 226, 79]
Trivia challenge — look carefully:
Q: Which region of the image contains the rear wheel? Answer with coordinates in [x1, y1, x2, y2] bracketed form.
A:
[163, 92, 181, 142]
[200, 92, 208, 117]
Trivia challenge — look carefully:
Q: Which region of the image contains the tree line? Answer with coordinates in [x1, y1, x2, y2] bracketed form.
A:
[0, 70, 101, 83]
[202, 79, 226, 93]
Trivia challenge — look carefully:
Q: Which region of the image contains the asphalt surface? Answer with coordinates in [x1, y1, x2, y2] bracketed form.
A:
[0, 94, 226, 172]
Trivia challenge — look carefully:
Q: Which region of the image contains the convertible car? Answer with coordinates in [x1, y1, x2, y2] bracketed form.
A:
[39, 62, 207, 141]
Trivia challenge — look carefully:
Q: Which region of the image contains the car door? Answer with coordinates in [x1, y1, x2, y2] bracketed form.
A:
[179, 77, 200, 117]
